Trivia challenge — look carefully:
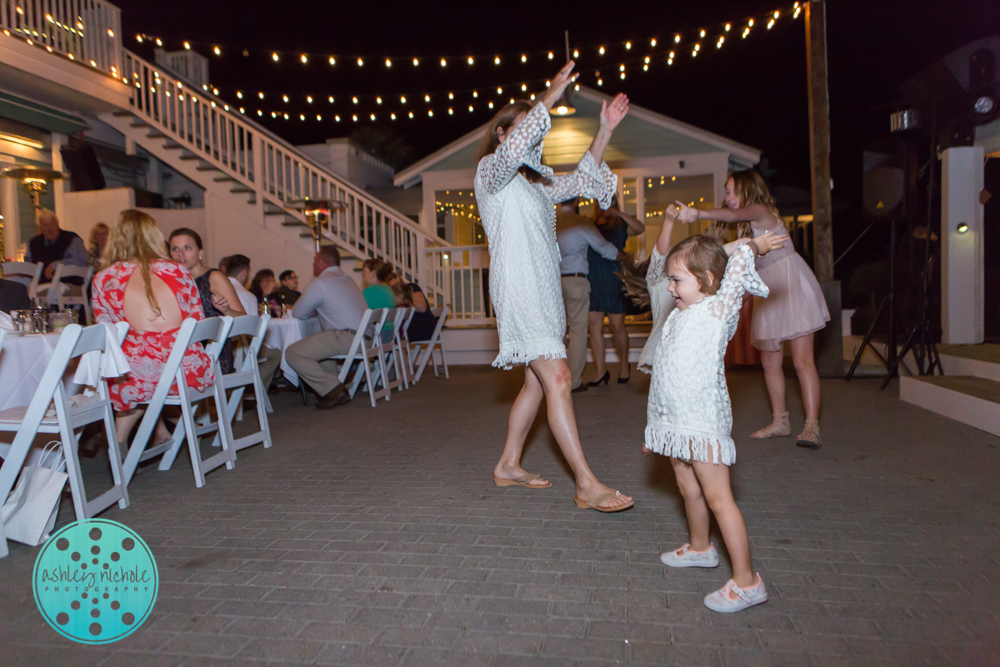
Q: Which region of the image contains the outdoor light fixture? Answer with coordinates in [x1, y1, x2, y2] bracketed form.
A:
[975, 95, 995, 115]
[957, 222, 969, 233]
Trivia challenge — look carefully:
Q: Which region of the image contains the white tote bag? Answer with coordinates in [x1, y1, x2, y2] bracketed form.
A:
[1, 442, 68, 546]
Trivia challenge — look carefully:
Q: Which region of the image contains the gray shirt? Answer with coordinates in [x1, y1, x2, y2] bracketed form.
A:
[25, 235, 89, 267]
[291, 266, 367, 332]
[556, 212, 619, 275]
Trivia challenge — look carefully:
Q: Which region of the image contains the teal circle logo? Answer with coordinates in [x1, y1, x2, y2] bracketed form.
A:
[33, 519, 158, 643]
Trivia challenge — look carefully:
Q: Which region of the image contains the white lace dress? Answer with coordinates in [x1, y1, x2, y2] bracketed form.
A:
[645, 243, 769, 465]
[474, 102, 618, 369]
[637, 246, 676, 374]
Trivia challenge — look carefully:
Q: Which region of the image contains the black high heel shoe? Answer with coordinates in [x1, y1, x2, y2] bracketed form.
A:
[618, 365, 631, 384]
[587, 371, 611, 387]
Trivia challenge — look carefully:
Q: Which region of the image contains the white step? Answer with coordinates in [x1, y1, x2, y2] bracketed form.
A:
[937, 344, 1000, 382]
[900, 375, 1000, 436]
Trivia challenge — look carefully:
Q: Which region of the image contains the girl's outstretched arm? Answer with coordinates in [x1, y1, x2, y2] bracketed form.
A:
[722, 233, 788, 257]
[674, 201, 779, 231]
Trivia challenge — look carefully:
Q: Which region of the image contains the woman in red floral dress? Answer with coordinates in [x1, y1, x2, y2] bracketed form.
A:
[92, 209, 214, 446]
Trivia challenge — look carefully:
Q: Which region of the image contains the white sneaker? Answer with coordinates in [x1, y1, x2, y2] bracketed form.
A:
[660, 543, 720, 568]
[703, 574, 768, 613]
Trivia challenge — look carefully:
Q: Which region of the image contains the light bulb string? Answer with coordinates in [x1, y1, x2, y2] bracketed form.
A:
[131, 2, 800, 68]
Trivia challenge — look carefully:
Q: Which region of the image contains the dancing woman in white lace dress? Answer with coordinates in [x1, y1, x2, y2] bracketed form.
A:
[474, 62, 632, 512]
[644, 232, 785, 612]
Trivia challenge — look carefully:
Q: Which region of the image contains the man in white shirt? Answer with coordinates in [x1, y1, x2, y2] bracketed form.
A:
[556, 199, 627, 392]
[222, 254, 282, 392]
[287, 246, 368, 409]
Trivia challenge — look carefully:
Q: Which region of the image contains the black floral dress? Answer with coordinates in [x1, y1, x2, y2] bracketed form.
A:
[195, 269, 234, 374]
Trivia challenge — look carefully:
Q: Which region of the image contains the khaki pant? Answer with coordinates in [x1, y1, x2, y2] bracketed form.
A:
[285, 329, 356, 397]
[561, 276, 591, 389]
[256, 345, 282, 391]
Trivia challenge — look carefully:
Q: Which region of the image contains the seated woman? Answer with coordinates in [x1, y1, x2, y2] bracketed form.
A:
[388, 273, 438, 342]
[167, 228, 245, 373]
[249, 269, 280, 311]
[92, 210, 214, 448]
[361, 259, 398, 340]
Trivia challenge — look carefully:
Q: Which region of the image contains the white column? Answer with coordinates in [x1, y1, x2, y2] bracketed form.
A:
[51, 133, 66, 219]
[941, 146, 985, 345]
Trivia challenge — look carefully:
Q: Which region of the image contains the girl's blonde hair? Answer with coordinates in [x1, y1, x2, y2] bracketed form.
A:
[102, 209, 171, 317]
[89, 222, 110, 246]
[666, 234, 728, 296]
[723, 169, 780, 240]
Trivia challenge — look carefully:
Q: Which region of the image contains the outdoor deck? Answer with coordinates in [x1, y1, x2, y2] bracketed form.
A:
[1, 365, 997, 666]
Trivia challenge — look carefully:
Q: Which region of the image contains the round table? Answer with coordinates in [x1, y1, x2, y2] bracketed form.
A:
[264, 317, 321, 386]
[0, 332, 61, 411]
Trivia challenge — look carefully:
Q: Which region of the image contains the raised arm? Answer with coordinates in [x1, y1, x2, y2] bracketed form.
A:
[608, 207, 645, 236]
[708, 243, 770, 326]
[655, 208, 677, 257]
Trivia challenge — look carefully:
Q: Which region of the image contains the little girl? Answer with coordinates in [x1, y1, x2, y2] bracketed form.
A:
[675, 171, 830, 447]
[642, 224, 785, 612]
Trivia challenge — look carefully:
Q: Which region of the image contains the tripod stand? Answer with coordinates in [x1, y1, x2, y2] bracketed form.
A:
[845, 214, 909, 386]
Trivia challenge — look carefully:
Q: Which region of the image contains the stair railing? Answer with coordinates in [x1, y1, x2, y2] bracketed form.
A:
[1, 0, 122, 76]
[424, 245, 495, 326]
[120, 48, 444, 287]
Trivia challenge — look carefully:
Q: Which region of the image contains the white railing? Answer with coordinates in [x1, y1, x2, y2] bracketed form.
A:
[120, 48, 443, 286]
[425, 245, 495, 326]
[1, 0, 122, 76]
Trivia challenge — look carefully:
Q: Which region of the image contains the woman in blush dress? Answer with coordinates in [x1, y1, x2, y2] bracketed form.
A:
[474, 61, 632, 512]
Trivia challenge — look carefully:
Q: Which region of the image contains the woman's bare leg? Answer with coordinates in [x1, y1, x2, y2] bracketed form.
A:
[608, 313, 629, 379]
[527, 357, 632, 508]
[671, 458, 711, 550]
[692, 461, 755, 588]
[588, 312, 607, 380]
[115, 408, 173, 448]
[753, 346, 787, 434]
[789, 333, 820, 421]
[494, 365, 548, 486]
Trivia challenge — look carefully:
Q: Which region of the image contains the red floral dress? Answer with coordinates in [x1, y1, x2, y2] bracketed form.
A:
[93, 259, 214, 411]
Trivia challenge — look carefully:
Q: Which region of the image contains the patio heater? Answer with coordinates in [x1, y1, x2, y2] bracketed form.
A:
[285, 198, 347, 252]
[0, 166, 67, 260]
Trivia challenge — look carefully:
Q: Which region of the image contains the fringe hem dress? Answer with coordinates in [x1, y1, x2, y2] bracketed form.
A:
[474, 102, 618, 370]
[644, 244, 769, 465]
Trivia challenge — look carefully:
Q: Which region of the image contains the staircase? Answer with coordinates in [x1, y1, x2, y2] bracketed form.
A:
[100, 49, 443, 287]
[900, 345, 1000, 436]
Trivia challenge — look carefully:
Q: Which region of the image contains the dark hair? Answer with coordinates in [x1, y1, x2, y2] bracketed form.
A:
[362, 258, 395, 283]
[619, 257, 652, 308]
[317, 245, 341, 267]
[168, 227, 203, 249]
[249, 269, 276, 303]
[666, 234, 728, 295]
[475, 100, 535, 163]
[222, 254, 251, 277]
[279, 269, 295, 282]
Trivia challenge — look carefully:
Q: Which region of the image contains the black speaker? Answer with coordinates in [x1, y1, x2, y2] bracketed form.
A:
[60, 144, 106, 191]
[863, 139, 917, 219]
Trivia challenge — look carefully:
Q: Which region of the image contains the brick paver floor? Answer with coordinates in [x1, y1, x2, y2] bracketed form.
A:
[1, 365, 998, 666]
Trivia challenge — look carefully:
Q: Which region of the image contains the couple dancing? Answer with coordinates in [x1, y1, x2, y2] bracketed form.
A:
[474, 62, 633, 512]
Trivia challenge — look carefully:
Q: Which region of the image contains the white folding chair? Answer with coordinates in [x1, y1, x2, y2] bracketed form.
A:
[212, 314, 272, 456]
[0, 261, 43, 300]
[122, 316, 236, 488]
[383, 308, 412, 391]
[409, 306, 450, 383]
[332, 308, 391, 407]
[58, 265, 94, 324]
[0, 323, 130, 556]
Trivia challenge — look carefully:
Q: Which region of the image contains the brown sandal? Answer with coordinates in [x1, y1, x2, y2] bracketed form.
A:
[493, 472, 551, 489]
[573, 490, 634, 513]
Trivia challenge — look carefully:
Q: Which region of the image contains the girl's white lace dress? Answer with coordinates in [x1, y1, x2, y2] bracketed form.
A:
[637, 246, 676, 374]
[474, 102, 617, 369]
[645, 243, 769, 465]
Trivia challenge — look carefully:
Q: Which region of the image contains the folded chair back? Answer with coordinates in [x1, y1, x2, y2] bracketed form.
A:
[214, 314, 272, 455]
[410, 306, 450, 383]
[0, 323, 130, 540]
[1, 261, 43, 299]
[123, 316, 236, 488]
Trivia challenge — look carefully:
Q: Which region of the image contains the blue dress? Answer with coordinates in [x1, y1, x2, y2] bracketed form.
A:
[588, 222, 629, 314]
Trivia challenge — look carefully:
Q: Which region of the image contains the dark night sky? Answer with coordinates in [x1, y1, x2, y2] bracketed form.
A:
[115, 0, 999, 274]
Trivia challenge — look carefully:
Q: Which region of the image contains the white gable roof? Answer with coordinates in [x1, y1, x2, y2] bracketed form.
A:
[394, 86, 760, 187]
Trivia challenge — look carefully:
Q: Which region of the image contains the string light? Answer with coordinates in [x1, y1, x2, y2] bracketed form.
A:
[300, 54, 307, 64]
[650, 38, 656, 47]
[336, 115, 341, 121]
[768, 17, 775, 29]
[494, 56, 500, 64]
[521, 54, 526, 62]
[699, 29, 706, 38]
[183, 41, 190, 50]
[385, 58, 391, 67]
[440, 58, 446, 67]
[282, 94, 289, 102]
[376, 96, 382, 104]
[413, 58, 419, 66]
[448, 108, 453, 115]
[213, 46, 220, 55]
[497, 87, 502, 94]
[573, 49, 579, 58]
[625, 41, 631, 50]
[409, 111, 414, 118]
[353, 96, 358, 104]
[400, 95, 406, 103]
[328, 95, 334, 103]
[548, 51, 554, 59]
[425, 94, 431, 102]
[259, 92, 264, 99]
[448, 92, 454, 99]
[357, 57, 363, 66]
[391, 113, 396, 120]
[272, 52, 279, 62]
[473, 91, 478, 98]
[488, 101, 494, 108]
[725, 23, 731, 32]
[675, 34, 681, 43]
[599, 46, 605, 55]
[468, 56, 474, 65]
[329, 56, 335, 65]
[237, 91, 243, 99]
[307, 96, 313, 103]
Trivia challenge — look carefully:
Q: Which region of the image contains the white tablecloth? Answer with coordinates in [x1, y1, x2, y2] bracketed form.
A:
[0, 333, 61, 411]
[264, 317, 321, 386]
